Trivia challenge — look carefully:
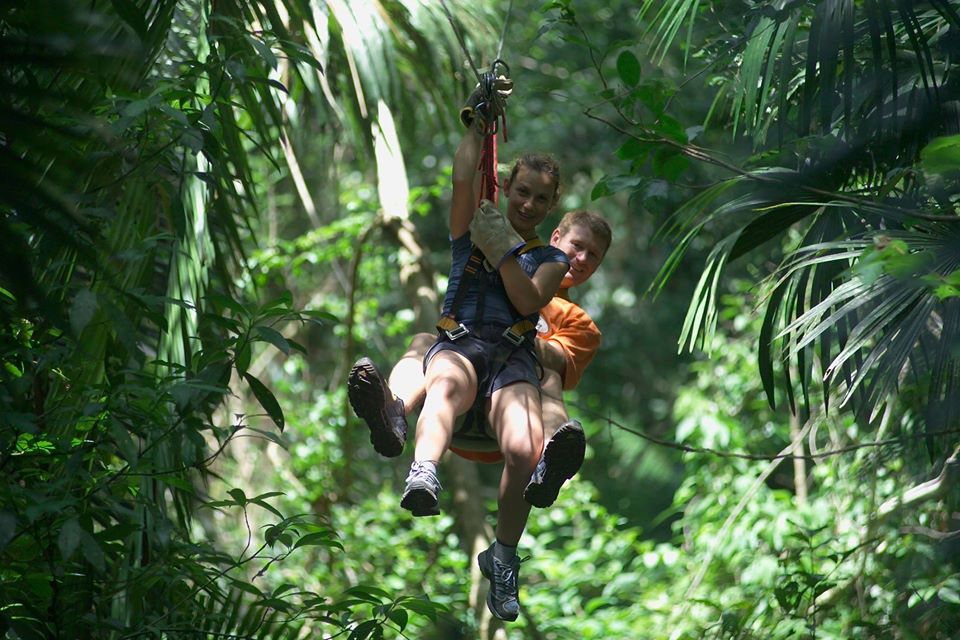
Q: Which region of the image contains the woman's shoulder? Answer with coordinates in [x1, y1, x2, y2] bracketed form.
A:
[531, 243, 569, 265]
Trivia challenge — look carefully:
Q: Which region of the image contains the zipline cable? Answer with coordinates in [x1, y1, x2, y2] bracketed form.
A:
[437, 0, 483, 84]
[437, 0, 516, 208]
[438, 0, 515, 83]
[494, 0, 514, 64]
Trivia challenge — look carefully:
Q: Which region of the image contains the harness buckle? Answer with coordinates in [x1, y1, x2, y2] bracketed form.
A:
[445, 323, 470, 341]
[501, 327, 525, 346]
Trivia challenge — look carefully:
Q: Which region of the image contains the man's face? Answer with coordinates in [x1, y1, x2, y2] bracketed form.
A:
[551, 223, 605, 289]
[504, 166, 559, 237]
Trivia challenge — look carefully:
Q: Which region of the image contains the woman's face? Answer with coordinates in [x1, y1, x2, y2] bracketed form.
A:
[504, 165, 559, 237]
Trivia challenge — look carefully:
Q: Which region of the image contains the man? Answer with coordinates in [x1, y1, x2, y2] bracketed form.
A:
[349, 207, 610, 622]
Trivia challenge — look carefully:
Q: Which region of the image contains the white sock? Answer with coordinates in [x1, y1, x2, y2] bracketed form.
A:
[493, 540, 517, 562]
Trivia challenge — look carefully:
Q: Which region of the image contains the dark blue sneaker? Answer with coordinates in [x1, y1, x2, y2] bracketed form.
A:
[477, 544, 524, 621]
[348, 357, 407, 457]
[523, 419, 585, 508]
[400, 461, 442, 516]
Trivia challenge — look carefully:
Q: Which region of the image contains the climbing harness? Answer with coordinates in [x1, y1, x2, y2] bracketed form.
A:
[436, 238, 542, 343]
[435, 234, 546, 457]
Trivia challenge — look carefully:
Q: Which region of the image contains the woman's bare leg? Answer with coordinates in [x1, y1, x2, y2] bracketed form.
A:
[413, 349, 477, 462]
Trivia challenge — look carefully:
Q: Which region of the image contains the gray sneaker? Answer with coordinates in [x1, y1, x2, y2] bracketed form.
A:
[348, 357, 407, 457]
[523, 419, 585, 508]
[477, 544, 524, 621]
[400, 461, 442, 516]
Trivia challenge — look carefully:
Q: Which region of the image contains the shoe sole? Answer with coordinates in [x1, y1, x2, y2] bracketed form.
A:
[348, 359, 404, 457]
[477, 550, 519, 622]
[524, 425, 585, 508]
[400, 487, 439, 517]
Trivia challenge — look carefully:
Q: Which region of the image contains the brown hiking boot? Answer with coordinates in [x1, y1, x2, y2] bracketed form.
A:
[347, 357, 407, 457]
[523, 419, 585, 507]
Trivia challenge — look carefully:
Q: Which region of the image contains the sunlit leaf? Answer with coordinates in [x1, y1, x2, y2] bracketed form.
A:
[920, 134, 960, 174]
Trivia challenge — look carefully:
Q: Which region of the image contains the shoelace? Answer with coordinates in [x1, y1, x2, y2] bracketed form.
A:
[493, 555, 530, 598]
[408, 462, 442, 490]
[493, 560, 517, 597]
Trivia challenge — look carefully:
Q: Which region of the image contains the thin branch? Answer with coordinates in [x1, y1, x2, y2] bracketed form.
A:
[876, 445, 960, 520]
[898, 526, 960, 541]
[565, 394, 960, 461]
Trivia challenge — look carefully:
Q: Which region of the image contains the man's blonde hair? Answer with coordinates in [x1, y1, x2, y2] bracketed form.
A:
[557, 210, 612, 257]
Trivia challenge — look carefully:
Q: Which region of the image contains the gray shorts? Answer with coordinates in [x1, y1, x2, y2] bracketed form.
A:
[423, 331, 541, 399]
[424, 330, 542, 450]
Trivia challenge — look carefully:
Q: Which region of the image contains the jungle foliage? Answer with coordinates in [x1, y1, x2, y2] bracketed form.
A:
[2, 0, 960, 639]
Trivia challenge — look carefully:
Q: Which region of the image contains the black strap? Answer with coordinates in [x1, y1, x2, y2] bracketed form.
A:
[445, 239, 544, 330]
[447, 247, 485, 324]
[475, 258, 489, 326]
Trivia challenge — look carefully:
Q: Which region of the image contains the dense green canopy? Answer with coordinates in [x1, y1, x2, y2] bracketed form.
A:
[2, 0, 959, 638]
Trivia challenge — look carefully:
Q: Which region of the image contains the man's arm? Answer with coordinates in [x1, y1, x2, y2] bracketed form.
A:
[538, 298, 603, 438]
[538, 298, 601, 391]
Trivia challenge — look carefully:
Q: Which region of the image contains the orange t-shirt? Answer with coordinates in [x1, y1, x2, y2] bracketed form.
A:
[536, 292, 601, 391]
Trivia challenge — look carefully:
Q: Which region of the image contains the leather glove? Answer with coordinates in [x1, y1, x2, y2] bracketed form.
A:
[469, 200, 525, 267]
[459, 74, 513, 133]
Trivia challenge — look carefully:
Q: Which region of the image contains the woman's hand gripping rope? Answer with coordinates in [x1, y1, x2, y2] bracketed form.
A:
[459, 73, 513, 134]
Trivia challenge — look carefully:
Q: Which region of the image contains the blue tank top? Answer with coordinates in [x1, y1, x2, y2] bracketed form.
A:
[441, 232, 569, 332]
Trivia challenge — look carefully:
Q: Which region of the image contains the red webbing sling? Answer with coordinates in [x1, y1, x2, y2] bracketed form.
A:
[436, 96, 537, 340]
[478, 116, 506, 205]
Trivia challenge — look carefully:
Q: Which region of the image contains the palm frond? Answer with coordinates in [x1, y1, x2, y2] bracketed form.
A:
[637, 0, 702, 65]
[765, 223, 960, 421]
[633, 0, 960, 425]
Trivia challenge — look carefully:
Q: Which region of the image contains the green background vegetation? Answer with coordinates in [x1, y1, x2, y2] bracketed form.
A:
[2, 0, 960, 638]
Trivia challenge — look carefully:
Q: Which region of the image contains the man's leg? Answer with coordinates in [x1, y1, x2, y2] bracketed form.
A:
[347, 333, 434, 457]
[490, 382, 543, 542]
[401, 349, 477, 517]
[539, 368, 568, 441]
[477, 382, 542, 621]
[389, 332, 435, 415]
[524, 368, 585, 508]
